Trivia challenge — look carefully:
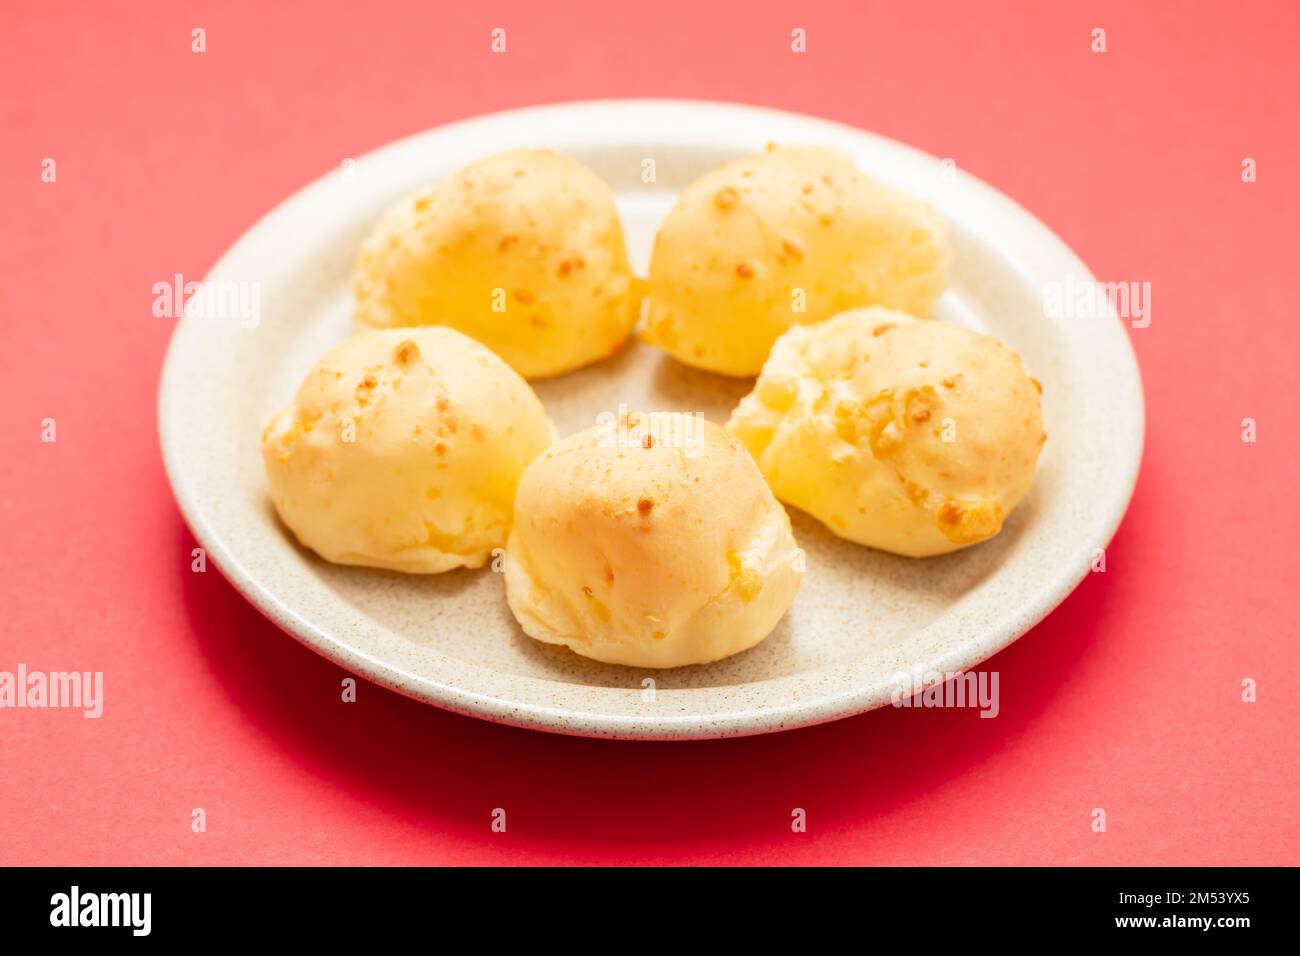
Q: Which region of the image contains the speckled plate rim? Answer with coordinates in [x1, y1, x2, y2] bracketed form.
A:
[159, 99, 1144, 740]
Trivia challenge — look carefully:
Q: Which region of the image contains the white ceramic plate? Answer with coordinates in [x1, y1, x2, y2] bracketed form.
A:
[158, 100, 1143, 739]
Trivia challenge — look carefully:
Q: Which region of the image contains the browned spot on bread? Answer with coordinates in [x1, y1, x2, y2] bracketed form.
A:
[937, 498, 1004, 545]
[393, 340, 420, 365]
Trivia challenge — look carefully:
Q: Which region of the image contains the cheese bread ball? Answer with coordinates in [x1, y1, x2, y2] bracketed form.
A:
[354, 149, 641, 379]
[505, 413, 802, 668]
[726, 308, 1045, 557]
[262, 327, 554, 573]
[643, 144, 950, 376]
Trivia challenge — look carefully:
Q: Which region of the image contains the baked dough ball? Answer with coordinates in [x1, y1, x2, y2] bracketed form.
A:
[726, 308, 1045, 557]
[262, 327, 553, 573]
[643, 144, 950, 376]
[505, 413, 802, 668]
[354, 149, 641, 379]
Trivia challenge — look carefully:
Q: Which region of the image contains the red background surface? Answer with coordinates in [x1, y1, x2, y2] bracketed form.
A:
[2, 0, 1297, 865]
